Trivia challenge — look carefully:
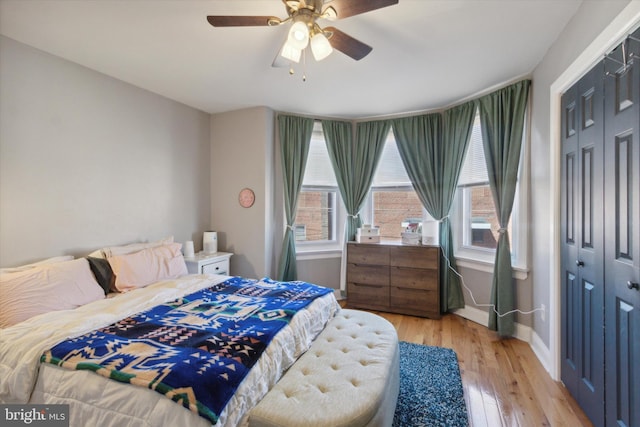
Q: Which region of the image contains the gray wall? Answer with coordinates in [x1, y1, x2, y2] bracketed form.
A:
[529, 0, 634, 348]
[297, 256, 342, 290]
[210, 107, 275, 279]
[0, 36, 211, 267]
[457, 267, 534, 328]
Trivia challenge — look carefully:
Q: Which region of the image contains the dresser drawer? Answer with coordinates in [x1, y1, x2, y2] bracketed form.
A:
[390, 246, 439, 269]
[390, 267, 438, 290]
[201, 260, 228, 275]
[390, 286, 439, 314]
[347, 264, 388, 286]
[185, 252, 232, 275]
[347, 244, 389, 265]
[348, 282, 389, 307]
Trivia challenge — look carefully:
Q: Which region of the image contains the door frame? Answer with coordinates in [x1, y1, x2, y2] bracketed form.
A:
[549, 2, 640, 381]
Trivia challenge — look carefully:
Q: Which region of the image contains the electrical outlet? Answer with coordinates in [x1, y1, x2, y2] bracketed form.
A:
[541, 304, 546, 321]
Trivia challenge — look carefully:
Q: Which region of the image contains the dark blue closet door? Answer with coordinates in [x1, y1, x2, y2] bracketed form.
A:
[604, 29, 640, 427]
[561, 60, 605, 427]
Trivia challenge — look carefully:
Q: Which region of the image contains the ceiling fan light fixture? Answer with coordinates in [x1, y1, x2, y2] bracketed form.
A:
[310, 32, 333, 61]
[281, 42, 302, 63]
[288, 20, 309, 50]
[322, 6, 338, 20]
[285, 1, 302, 10]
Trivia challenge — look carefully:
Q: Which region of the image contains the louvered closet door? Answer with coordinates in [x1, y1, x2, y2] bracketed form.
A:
[560, 61, 605, 427]
[604, 30, 640, 427]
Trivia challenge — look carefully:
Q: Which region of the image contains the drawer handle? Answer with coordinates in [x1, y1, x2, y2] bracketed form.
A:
[395, 286, 424, 292]
[353, 283, 384, 288]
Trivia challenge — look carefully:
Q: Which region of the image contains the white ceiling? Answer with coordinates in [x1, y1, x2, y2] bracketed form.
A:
[0, 0, 582, 118]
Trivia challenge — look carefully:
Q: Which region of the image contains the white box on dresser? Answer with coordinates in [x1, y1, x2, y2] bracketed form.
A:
[184, 252, 233, 275]
[356, 226, 381, 243]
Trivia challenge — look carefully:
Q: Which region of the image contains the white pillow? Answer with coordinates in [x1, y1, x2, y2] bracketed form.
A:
[108, 243, 188, 292]
[88, 236, 174, 259]
[0, 258, 105, 328]
[0, 256, 74, 275]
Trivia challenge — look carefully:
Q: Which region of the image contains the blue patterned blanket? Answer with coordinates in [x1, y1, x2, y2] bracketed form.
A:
[41, 277, 333, 424]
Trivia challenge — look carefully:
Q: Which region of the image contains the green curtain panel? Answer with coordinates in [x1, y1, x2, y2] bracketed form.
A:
[323, 119, 388, 293]
[440, 102, 476, 310]
[476, 79, 531, 337]
[323, 119, 389, 241]
[277, 114, 314, 281]
[392, 106, 474, 312]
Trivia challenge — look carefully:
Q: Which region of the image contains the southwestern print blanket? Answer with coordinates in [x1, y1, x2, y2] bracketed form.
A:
[41, 277, 333, 424]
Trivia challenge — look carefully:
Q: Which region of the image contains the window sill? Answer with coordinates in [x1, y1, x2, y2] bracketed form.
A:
[295, 247, 343, 261]
[454, 250, 529, 280]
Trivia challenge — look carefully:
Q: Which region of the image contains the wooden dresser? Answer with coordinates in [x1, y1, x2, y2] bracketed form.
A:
[346, 242, 440, 319]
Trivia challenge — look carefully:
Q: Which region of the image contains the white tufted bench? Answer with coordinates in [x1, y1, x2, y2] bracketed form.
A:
[248, 309, 400, 427]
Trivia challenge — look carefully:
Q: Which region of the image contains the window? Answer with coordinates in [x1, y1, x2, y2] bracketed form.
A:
[361, 130, 430, 240]
[295, 190, 336, 241]
[452, 112, 527, 276]
[294, 122, 344, 250]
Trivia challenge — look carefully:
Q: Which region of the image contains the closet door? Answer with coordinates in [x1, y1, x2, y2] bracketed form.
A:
[560, 61, 605, 427]
[604, 31, 640, 427]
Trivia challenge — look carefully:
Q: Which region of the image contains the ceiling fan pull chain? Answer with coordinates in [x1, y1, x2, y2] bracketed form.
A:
[302, 49, 307, 82]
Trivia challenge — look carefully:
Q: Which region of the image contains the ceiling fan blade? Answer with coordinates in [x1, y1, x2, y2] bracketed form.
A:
[325, 26, 372, 60]
[207, 15, 280, 27]
[324, 0, 398, 19]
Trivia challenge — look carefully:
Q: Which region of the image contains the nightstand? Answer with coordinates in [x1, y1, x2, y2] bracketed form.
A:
[184, 252, 233, 275]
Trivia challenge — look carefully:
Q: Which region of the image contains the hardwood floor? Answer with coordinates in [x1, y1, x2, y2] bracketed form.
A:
[343, 304, 592, 427]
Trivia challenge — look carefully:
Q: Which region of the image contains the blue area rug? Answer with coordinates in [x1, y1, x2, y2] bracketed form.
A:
[393, 341, 468, 427]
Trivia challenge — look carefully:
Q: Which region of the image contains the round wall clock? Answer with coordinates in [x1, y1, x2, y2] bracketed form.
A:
[238, 188, 255, 208]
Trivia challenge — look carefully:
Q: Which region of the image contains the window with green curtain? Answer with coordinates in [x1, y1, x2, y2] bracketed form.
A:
[276, 114, 314, 281]
[476, 79, 531, 337]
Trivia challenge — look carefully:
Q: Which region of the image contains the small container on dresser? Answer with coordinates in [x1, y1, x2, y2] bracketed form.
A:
[184, 252, 233, 275]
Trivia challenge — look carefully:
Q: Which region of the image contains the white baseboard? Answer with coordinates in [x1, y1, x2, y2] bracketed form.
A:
[530, 330, 553, 376]
[453, 306, 551, 372]
[453, 305, 532, 341]
[452, 305, 489, 326]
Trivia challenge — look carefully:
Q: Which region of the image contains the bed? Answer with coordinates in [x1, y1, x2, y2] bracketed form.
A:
[0, 240, 399, 427]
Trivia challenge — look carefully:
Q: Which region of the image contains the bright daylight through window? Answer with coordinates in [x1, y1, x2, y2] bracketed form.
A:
[293, 115, 526, 272]
[294, 122, 340, 247]
[453, 111, 525, 272]
[361, 129, 428, 241]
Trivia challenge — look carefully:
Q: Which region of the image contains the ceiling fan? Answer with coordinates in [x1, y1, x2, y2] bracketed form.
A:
[207, 0, 399, 65]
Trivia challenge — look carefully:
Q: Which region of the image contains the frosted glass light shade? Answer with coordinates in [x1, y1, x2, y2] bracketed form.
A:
[310, 33, 333, 61]
[281, 42, 302, 62]
[288, 21, 309, 50]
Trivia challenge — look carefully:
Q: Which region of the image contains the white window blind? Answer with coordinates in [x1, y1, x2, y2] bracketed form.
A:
[371, 130, 412, 187]
[457, 113, 489, 187]
[302, 122, 337, 187]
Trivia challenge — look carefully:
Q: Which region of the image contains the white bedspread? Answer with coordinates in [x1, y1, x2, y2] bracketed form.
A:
[0, 275, 340, 426]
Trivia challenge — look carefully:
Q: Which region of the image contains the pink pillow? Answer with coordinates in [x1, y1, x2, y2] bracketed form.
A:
[88, 236, 175, 259]
[108, 243, 188, 292]
[0, 258, 105, 328]
[0, 255, 74, 274]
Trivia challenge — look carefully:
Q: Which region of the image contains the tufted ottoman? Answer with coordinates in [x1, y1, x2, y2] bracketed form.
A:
[248, 309, 400, 427]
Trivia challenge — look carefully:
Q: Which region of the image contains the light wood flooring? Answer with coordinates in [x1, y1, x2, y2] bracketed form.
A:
[344, 304, 592, 427]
